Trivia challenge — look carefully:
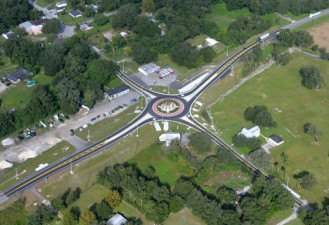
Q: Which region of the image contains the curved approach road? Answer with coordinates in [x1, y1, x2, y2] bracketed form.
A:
[2, 11, 329, 206]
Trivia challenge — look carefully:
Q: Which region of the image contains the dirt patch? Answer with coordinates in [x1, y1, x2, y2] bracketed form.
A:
[0, 189, 40, 211]
[308, 21, 329, 49]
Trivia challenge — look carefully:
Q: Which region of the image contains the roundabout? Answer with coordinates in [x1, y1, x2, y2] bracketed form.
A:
[152, 98, 185, 117]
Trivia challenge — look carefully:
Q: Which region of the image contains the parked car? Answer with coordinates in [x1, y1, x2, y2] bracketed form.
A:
[123, 104, 128, 107]
[70, 129, 75, 136]
[91, 118, 96, 121]
[111, 110, 115, 113]
[96, 115, 100, 118]
[6, 83, 11, 86]
[119, 105, 123, 109]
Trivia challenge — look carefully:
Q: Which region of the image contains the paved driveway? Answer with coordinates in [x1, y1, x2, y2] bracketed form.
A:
[28, 0, 58, 19]
[57, 24, 75, 37]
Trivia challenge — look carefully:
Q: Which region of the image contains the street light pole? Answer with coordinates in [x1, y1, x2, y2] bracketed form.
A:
[136, 126, 139, 137]
[226, 46, 230, 56]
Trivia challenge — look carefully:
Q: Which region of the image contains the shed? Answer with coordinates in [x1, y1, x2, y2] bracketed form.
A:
[104, 85, 130, 101]
[56, 1, 67, 8]
[19, 21, 33, 30]
[269, 134, 284, 146]
[2, 31, 18, 39]
[56, 7, 65, 12]
[159, 132, 181, 147]
[239, 126, 260, 139]
[205, 37, 219, 47]
[80, 23, 94, 31]
[120, 32, 128, 38]
[69, 10, 82, 18]
[107, 213, 127, 225]
[138, 62, 160, 75]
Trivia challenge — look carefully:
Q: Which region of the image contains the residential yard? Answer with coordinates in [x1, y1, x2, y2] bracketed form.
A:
[0, 141, 75, 193]
[164, 207, 206, 225]
[207, 53, 329, 205]
[128, 143, 195, 186]
[266, 208, 294, 225]
[0, 54, 19, 77]
[69, 184, 108, 212]
[115, 201, 151, 225]
[59, 13, 86, 26]
[285, 219, 304, 225]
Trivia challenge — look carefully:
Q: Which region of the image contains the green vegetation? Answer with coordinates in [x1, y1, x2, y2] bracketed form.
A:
[59, 13, 86, 26]
[266, 208, 294, 225]
[295, 14, 329, 31]
[0, 141, 75, 192]
[128, 143, 194, 186]
[209, 53, 329, 205]
[116, 201, 150, 225]
[164, 207, 206, 225]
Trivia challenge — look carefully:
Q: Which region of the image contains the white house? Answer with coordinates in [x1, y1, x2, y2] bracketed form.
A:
[205, 37, 219, 47]
[159, 132, 181, 147]
[268, 134, 284, 146]
[107, 213, 127, 225]
[138, 63, 160, 76]
[239, 126, 260, 138]
[120, 32, 128, 38]
[56, 1, 67, 8]
[104, 85, 130, 101]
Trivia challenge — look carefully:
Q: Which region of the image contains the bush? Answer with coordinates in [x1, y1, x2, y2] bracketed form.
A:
[300, 66, 323, 89]
[244, 105, 276, 127]
[189, 132, 212, 154]
[246, 138, 262, 151]
[246, 149, 273, 171]
[42, 19, 61, 34]
[232, 134, 247, 148]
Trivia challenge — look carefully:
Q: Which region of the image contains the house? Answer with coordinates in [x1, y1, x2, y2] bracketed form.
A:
[138, 63, 160, 76]
[238, 126, 260, 138]
[120, 32, 128, 38]
[19, 21, 33, 31]
[103, 32, 115, 41]
[159, 132, 181, 146]
[205, 37, 219, 47]
[56, 7, 65, 12]
[3, 68, 33, 84]
[80, 23, 94, 31]
[2, 31, 18, 39]
[29, 25, 43, 35]
[107, 213, 127, 225]
[104, 85, 130, 101]
[56, 1, 67, 8]
[268, 134, 284, 146]
[31, 19, 46, 26]
[69, 10, 82, 18]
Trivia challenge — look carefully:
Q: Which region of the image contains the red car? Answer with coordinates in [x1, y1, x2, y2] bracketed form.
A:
[96, 115, 100, 118]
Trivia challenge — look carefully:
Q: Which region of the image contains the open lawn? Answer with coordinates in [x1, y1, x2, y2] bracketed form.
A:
[69, 184, 108, 212]
[266, 208, 294, 225]
[164, 207, 206, 225]
[116, 201, 151, 225]
[285, 219, 304, 225]
[0, 54, 18, 77]
[0, 141, 75, 193]
[107, 77, 124, 89]
[59, 13, 86, 26]
[77, 105, 139, 142]
[207, 53, 329, 205]
[128, 143, 194, 186]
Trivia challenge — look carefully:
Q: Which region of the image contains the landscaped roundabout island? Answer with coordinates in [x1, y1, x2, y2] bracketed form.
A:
[152, 98, 185, 117]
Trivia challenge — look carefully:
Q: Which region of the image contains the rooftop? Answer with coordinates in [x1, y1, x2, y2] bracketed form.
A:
[138, 62, 160, 74]
[69, 10, 82, 17]
[269, 134, 284, 144]
[105, 85, 130, 97]
[31, 19, 46, 26]
[239, 126, 260, 139]
[20, 21, 33, 30]
[107, 213, 127, 225]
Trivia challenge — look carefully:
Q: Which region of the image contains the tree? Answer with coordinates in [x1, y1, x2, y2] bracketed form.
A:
[52, 195, 66, 210]
[142, 0, 154, 12]
[70, 206, 81, 220]
[301, 173, 317, 190]
[94, 14, 108, 26]
[79, 211, 96, 225]
[126, 217, 143, 225]
[12, 27, 27, 36]
[112, 4, 139, 29]
[189, 132, 212, 154]
[84, 85, 103, 108]
[62, 211, 78, 225]
[295, 30, 314, 47]
[167, 138, 181, 155]
[57, 77, 80, 114]
[246, 137, 262, 151]
[105, 190, 121, 209]
[90, 202, 112, 221]
[27, 204, 56, 225]
[254, 110, 276, 127]
[304, 123, 321, 141]
[39, 45, 66, 76]
[246, 148, 273, 171]
[217, 186, 237, 204]
[0, 198, 27, 225]
[300, 66, 323, 89]
[280, 152, 288, 164]
[83, 6, 95, 17]
[87, 60, 117, 86]
[232, 134, 247, 148]
[272, 43, 291, 66]
[42, 19, 62, 34]
[200, 47, 216, 63]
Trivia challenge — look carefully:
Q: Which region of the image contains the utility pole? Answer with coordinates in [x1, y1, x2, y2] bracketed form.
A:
[286, 176, 289, 187]
[70, 161, 74, 175]
[226, 46, 230, 56]
[87, 130, 91, 142]
[136, 126, 139, 137]
[15, 168, 19, 180]
[123, 61, 125, 72]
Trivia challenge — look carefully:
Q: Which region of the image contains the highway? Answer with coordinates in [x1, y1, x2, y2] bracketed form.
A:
[2, 10, 329, 206]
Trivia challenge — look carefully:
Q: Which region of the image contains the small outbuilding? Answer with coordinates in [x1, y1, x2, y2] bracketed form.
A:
[56, 7, 65, 12]
[138, 62, 160, 76]
[268, 134, 284, 146]
[69, 10, 82, 18]
[205, 37, 219, 47]
[2, 31, 18, 39]
[239, 126, 260, 139]
[120, 32, 128, 38]
[56, 1, 67, 8]
[104, 85, 130, 101]
[107, 213, 127, 225]
[159, 132, 181, 147]
[19, 21, 33, 30]
[80, 23, 94, 31]
[103, 32, 115, 41]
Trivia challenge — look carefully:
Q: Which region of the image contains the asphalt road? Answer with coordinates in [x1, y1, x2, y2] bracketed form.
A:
[2, 10, 328, 206]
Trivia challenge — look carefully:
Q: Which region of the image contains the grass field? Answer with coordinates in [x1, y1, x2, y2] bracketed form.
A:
[0, 73, 53, 110]
[128, 143, 194, 186]
[77, 105, 139, 142]
[69, 184, 108, 212]
[0, 54, 18, 77]
[59, 13, 86, 26]
[266, 208, 294, 225]
[0, 141, 75, 193]
[164, 207, 206, 225]
[285, 219, 304, 225]
[116, 201, 150, 225]
[107, 77, 124, 89]
[207, 53, 329, 205]
[294, 13, 329, 31]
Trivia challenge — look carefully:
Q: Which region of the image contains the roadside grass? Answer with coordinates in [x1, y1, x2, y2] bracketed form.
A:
[207, 53, 329, 205]
[128, 143, 195, 186]
[164, 207, 206, 225]
[283, 12, 310, 21]
[107, 77, 124, 89]
[0, 73, 53, 110]
[294, 13, 329, 31]
[0, 141, 75, 193]
[285, 219, 304, 225]
[266, 208, 294, 225]
[205, 3, 251, 30]
[121, 61, 139, 75]
[69, 184, 108, 212]
[115, 201, 150, 225]
[149, 86, 179, 94]
[76, 104, 139, 142]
